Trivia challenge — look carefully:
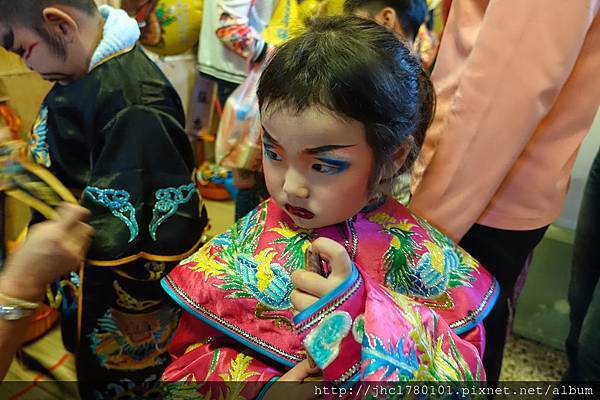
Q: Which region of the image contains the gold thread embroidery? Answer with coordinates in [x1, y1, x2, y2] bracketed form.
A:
[418, 292, 455, 310]
[113, 280, 161, 311]
[254, 303, 293, 331]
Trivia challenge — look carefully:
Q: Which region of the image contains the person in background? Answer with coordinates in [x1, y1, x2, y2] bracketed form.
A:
[409, 0, 600, 388]
[344, 0, 427, 46]
[563, 147, 600, 383]
[344, 0, 438, 69]
[0, 204, 92, 380]
[0, 1, 207, 397]
[199, 0, 277, 220]
[345, 0, 430, 205]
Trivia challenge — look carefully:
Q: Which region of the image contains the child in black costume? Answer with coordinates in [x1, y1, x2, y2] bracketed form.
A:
[0, 1, 207, 397]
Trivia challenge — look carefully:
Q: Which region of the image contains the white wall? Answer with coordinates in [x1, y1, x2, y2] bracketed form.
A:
[554, 107, 600, 230]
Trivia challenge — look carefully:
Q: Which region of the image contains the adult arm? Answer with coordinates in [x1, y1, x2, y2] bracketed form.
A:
[410, 0, 600, 240]
[0, 204, 92, 379]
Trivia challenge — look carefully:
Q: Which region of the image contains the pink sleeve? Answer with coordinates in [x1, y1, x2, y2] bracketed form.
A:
[163, 311, 282, 399]
[294, 265, 485, 384]
[410, 0, 600, 240]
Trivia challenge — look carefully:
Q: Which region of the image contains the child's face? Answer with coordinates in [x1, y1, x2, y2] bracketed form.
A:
[0, 24, 87, 84]
[261, 107, 375, 229]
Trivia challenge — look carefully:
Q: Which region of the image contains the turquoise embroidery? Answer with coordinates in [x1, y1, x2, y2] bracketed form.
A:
[149, 183, 196, 241]
[84, 187, 139, 242]
[362, 335, 419, 380]
[352, 314, 366, 344]
[237, 254, 293, 310]
[304, 311, 352, 369]
[29, 105, 51, 167]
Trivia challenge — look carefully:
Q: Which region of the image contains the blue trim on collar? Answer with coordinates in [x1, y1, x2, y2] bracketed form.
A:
[255, 376, 280, 400]
[293, 263, 359, 325]
[454, 277, 501, 335]
[341, 372, 361, 388]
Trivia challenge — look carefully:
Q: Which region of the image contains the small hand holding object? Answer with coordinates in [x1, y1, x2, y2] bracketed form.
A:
[262, 359, 322, 400]
[291, 237, 353, 313]
[265, 238, 353, 398]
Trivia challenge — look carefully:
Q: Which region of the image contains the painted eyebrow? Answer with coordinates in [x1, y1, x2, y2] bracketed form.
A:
[2, 29, 14, 50]
[304, 144, 356, 154]
[314, 157, 350, 165]
[262, 127, 355, 153]
[261, 128, 280, 146]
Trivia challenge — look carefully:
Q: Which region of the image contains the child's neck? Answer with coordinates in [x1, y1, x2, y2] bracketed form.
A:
[86, 18, 105, 70]
[361, 195, 387, 213]
[57, 13, 104, 86]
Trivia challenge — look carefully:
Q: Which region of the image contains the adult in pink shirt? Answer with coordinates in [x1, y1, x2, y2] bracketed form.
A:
[409, 0, 600, 386]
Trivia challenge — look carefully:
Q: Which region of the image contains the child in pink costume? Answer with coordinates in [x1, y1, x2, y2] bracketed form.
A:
[161, 16, 498, 398]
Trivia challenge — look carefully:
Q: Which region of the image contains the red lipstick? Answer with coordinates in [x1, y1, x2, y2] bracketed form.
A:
[285, 204, 315, 220]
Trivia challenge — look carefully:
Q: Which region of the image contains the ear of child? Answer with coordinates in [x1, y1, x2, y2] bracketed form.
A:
[42, 7, 79, 43]
[290, 237, 352, 314]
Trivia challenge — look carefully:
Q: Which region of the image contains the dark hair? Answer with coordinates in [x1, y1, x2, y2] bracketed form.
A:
[0, 0, 98, 59]
[344, 0, 427, 40]
[257, 16, 435, 192]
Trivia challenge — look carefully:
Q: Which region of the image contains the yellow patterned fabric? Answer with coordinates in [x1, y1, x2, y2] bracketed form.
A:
[262, 0, 304, 46]
[322, 0, 346, 15]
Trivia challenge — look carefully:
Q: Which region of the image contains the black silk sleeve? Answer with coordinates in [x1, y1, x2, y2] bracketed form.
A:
[81, 105, 206, 265]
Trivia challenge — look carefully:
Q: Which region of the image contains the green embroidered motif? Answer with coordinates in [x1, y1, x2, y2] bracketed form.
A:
[269, 222, 311, 272]
[412, 214, 479, 287]
[84, 187, 138, 242]
[188, 203, 296, 329]
[386, 289, 483, 382]
[149, 183, 196, 241]
[189, 203, 268, 299]
[368, 212, 476, 298]
[368, 213, 421, 295]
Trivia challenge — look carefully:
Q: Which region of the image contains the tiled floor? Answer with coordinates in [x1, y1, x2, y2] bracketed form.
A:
[500, 335, 567, 381]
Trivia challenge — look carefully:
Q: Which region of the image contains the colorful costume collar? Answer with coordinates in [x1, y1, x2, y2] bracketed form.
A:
[163, 198, 498, 368]
[89, 5, 140, 71]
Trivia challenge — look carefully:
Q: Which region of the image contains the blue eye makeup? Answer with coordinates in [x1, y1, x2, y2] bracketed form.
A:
[312, 157, 351, 175]
[263, 142, 281, 161]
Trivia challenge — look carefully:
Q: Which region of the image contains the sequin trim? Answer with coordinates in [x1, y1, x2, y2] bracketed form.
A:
[84, 186, 139, 242]
[149, 183, 196, 241]
[335, 362, 361, 385]
[295, 275, 363, 335]
[449, 279, 497, 331]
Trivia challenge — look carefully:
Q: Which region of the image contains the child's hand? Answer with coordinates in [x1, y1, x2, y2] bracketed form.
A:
[263, 359, 321, 400]
[0, 203, 93, 302]
[291, 238, 353, 313]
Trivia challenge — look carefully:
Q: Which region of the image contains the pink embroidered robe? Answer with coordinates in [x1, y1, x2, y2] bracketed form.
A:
[161, 198, 498, 398]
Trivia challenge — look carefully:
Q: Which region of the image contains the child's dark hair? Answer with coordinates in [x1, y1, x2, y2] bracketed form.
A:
[257, 15, 435, 193]
[344, 0, 428, 40]
[0, 0, 98, 58]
